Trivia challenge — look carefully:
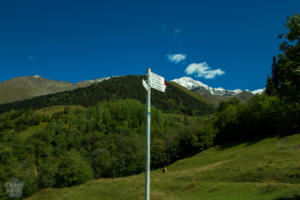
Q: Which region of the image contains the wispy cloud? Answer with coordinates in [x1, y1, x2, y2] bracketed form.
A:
[167, 54, 186, 64]
[185, 62, 225, 79]
[167, 53, 186, 64]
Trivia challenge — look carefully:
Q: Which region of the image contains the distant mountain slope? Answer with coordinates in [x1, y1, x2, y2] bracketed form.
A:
[0, 85, 33, 104]
[192, 88, 255, 105]
[0, 75, 214, 116]
[172, 77, 264, 105]
[167, 81, 211, 105]
[0, 75, 110, 104]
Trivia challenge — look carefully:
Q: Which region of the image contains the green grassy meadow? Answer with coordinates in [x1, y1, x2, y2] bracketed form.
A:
[17, 122, 49, 141]
[26, 133, 300, 200]
[35, 105, 86, 116]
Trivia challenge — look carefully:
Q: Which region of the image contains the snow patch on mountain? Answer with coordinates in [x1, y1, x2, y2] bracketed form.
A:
[172, 76, 209, 90]
[171, 77, 264, 96]
[252, 88, 265, 95]
[33, 75, 41, 78]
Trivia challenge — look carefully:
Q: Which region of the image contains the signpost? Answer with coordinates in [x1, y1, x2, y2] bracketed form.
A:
[149, 72, 166, 92]
[142, 68, 166, 200]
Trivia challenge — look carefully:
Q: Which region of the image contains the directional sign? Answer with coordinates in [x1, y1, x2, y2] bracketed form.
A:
[142, 79, 149, 91]
[150, 72, 166, 92]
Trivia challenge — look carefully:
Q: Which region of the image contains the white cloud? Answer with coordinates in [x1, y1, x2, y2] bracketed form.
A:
[185, 62, 225, 79]
[167, 54, 186, 64]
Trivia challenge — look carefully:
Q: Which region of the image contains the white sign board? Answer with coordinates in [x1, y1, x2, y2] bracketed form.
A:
[150, 72, 166, 92]
[142, 79, 149, 91]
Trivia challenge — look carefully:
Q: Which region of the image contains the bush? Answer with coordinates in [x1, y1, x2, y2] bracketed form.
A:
[56, 150, 94, 187]
[38, 157, 59, 188]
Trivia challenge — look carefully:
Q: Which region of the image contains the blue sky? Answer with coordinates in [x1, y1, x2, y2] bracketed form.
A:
[0, 0, 299, 90]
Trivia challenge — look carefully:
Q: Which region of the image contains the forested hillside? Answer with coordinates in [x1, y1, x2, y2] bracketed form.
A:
[0, 100, 216, 198]
[0, 75, 214, 116]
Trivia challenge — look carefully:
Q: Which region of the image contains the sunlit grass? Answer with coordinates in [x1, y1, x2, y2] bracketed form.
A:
[17, 122, 49, 141]
[26, 134, 300, 200]
[35, 105, 86, 116]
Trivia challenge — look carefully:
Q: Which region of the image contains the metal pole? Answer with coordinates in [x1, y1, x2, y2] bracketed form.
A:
[145, 68, 151, 200]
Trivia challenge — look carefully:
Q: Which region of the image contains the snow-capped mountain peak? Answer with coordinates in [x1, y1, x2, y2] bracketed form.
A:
[171, 77, 210, 90]
[171, 77, 264, 96]
[33, 75, 41, 78]
[252, 88, 265, 95]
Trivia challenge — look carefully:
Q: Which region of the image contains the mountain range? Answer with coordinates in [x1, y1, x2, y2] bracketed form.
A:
[0, 75, 264, 106]
[171, 77, 264, 96]
[0, 75, 213, 115]
[171, 77, 264, 105]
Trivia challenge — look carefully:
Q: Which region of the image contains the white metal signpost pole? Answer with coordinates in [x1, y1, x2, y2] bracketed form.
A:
[145, 68, 151, 200]
[143, 68, 166, 200]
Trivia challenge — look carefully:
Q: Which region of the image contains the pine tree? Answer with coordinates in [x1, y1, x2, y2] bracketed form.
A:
[265, 75, 275, 96]
[271, 56, 279, 90]
[266, 57, 279, 96]
[266, 13, 300, 103]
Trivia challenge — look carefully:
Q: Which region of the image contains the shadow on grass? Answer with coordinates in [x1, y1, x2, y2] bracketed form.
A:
[216, 131, 299, 151]
[274, 195, 300, 200]
[216, 135, 274, 151]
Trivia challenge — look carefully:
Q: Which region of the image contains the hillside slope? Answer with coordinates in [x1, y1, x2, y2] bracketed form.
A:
[0, 76, 214, 116]
[0, 76, 75, 104]
[0, 85, 33, 104]
[0, 76, 110, 104]
[192, 88, 255, 105]
[26, 134, 300, 200]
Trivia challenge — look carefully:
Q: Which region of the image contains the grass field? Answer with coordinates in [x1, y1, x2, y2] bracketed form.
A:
[17, 122, 49, 141]
[26, 134, 300, 200]
[35, 105, 86, 116]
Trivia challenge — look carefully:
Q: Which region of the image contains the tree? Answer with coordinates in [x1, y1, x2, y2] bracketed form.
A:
[271, 56, 280, 90]
[38, 157, 59, 188]
[266, 13, 300, 102]
[56, 150, 94, 187]
[266, 57, 279, 96]
[265, 75, 275, 95]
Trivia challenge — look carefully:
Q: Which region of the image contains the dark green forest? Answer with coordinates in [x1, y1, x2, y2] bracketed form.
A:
[0, 100, 215, 199]
[0, 76, 214, 116]
[0, 14, 299, 199]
